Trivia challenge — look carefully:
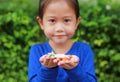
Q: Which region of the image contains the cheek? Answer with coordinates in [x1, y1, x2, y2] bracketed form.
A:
[44, 28, 53, 37]
[66, 28, 76, 36]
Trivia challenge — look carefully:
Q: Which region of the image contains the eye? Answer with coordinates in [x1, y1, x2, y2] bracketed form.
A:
[64, 19, 71, 23]
[48, 19, 55, 23]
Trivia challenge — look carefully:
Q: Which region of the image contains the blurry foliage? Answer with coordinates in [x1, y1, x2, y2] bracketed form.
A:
[0, 0, 120, 82]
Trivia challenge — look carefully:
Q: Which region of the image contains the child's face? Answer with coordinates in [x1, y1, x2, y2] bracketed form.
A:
[38, 0, 80, 44]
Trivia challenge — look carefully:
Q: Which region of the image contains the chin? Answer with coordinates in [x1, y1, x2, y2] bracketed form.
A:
[54, 41, 67, 44]
[49, 38, 69, 44]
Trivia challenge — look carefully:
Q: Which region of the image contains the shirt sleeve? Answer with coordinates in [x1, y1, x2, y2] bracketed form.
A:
[28, 45, 58, 82]
[65, 45, 97, 82]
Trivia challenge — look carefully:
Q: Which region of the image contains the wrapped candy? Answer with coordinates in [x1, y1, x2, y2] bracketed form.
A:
[48, 52, 72, 61]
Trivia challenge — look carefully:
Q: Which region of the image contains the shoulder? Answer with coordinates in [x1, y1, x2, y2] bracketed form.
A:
[74, 42, 94, 59]
[73, 42, 93, 54]
[75, 42, 91, 49]
[29, 42, 48, 52]
[29, 42, 52, 55]
[29, 42, 50, 57]
[30, 42, 47, 49]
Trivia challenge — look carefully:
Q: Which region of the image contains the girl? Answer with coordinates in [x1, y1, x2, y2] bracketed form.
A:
[28, 0, 97, 82]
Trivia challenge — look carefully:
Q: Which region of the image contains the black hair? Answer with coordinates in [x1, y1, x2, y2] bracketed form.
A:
[38, 0, 80, 19]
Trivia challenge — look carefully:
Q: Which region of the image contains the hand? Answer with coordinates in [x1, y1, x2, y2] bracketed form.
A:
[57, 55, 79, 70]
[39, 55, 58, 68]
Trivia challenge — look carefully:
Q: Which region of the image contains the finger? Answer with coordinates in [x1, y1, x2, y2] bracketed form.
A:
[44, 57, 50, 66]
[59, 61, 74, 69]
[65, 60, 75, 67]
[53, 58, 59, 63]
[47, 58, 58, 68]
[39, 55, 47, 63]
[74, 59, 79, 63]
[58, 60, 71, 65]
[58, 60, 64, 66]
[48, 59, 54, 65]
[59, 60, 78, 69]
[71, 55, 79, 63]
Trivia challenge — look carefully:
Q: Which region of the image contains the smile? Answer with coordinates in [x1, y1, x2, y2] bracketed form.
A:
[54, 35, 66, 38]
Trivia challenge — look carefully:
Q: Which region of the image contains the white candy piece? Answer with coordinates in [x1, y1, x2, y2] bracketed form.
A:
[55, 54, 67, 58]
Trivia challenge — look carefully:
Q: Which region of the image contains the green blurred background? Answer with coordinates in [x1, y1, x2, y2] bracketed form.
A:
[0, 0, 120, 82]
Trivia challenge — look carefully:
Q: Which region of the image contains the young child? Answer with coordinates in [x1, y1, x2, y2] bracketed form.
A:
[28, 0, 97, 82]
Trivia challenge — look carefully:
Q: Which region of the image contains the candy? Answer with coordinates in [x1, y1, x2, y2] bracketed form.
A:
[48, 52, 55, 58]
[48, 52, 72, 61]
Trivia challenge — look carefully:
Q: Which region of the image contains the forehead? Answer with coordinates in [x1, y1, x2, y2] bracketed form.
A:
[43, 0, 75, 17]
[45, 0, 73, 7]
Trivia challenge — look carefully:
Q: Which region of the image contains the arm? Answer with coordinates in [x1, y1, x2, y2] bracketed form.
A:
[65, 45, 97, 82]
[28, 45, 58, 82]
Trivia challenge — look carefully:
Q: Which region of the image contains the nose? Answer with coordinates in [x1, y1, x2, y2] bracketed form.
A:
[55, 23, 64, 32]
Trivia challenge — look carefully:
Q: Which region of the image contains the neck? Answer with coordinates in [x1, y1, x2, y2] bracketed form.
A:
[49, 40, 73, 54]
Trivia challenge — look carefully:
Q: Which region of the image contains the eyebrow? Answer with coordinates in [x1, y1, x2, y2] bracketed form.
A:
[46, 16, 73, 18]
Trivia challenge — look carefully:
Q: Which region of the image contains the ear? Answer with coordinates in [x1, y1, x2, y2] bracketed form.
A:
[36, 16, 44, 30]
[76, 16, 81, 27]
[75, 16, 81, 30]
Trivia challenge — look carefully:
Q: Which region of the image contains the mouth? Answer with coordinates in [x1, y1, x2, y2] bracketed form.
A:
[54, 35, 66, 38]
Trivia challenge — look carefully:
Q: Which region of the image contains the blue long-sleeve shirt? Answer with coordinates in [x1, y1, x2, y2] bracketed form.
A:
[28, 42, 97, 82]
